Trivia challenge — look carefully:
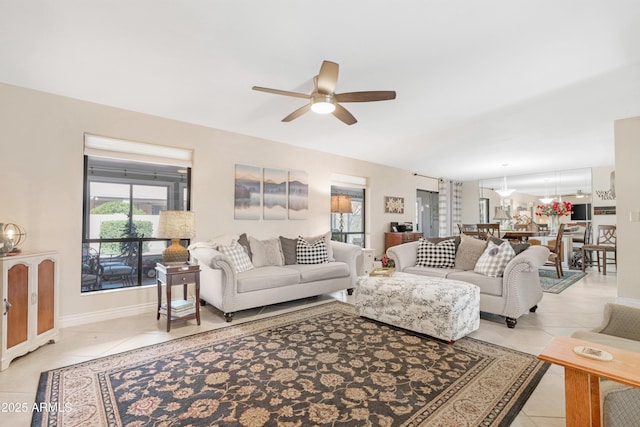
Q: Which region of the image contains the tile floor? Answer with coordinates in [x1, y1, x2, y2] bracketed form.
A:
[0, 267, 618, 426]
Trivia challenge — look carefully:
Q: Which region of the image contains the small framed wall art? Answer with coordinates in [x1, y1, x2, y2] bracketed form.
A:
[384, 196, 404, 214]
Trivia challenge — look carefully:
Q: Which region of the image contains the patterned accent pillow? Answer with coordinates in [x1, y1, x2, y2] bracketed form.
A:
[302, 231, 335, 262]
[218, 240, 254, 273]
[249, 237, 285, 267]
[296, 236, 329, 264]
[416, 238, 456, 268]
[474, 240, 516, 277]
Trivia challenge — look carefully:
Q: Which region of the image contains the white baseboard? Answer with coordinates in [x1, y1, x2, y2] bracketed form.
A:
[59, 302, 156, 328]
[614, 297, 640, 308]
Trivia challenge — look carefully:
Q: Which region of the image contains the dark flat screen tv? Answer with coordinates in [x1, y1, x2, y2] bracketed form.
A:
[571, 203, 592, 221]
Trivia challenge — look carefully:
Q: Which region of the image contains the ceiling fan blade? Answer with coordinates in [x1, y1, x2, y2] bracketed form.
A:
[317, 61, 339, 94]
[252, 86, 310, 99]
[335, 91, 397, 103]
[332, 104, 357, 125]
[282, 104, 312, 122]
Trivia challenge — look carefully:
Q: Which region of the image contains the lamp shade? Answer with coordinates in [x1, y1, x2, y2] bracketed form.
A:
[157, 211, 196, 239]
[493, 208, 512, 221]
[331, 195, 352, 214]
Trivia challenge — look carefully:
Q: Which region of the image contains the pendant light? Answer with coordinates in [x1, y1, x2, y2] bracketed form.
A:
[539, 179, 554, 204]
[495, 164, 516, 197]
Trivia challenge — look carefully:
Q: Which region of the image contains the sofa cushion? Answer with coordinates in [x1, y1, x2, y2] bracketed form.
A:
[474, 240, 516, 277]
[297, 237, 329, 264]
[285, 262, 350, 283]
[249, 237, 285, 267]
[455, 233, 487, 270]
[416, 238, 456, 268]
[447, 271, 503, 297]
[403, 266, 464, 278]
[279, 236, 298, 265]
[237, 266, 300, 293]
[218, 240, 254, 273]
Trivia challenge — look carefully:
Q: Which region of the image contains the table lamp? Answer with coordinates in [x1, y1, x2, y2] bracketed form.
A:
[493, 208, 512, 230]
[331, 195, 352, 240]
[157, 211, 195, 263]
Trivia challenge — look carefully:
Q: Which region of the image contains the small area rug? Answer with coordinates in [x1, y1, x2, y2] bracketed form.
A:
[33, 301, 548, 427]
[539, 268, 587, 293]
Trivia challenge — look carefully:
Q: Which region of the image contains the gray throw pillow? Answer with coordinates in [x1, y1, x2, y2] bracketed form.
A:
[455, 233, 487, 270]
[488, 237, 530, 255]
[238, 233, 252, 260]
[279, 236, 298, 265]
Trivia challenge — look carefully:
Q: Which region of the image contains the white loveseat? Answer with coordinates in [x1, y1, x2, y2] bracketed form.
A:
[387, 238, 550, 328]
[189, 237, 361, 322]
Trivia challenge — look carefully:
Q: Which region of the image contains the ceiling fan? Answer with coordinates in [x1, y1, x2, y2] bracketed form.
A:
[252, 60, 396, 125]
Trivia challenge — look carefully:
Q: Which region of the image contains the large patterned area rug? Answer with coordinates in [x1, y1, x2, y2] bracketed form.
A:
[539, 268, 587, 293]
[33, 302, 548, 427]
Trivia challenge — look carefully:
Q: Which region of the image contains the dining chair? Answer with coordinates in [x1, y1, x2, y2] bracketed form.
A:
[545, 224, 566, 278]
[458, 223, 480, 238]
[100, 242, 138, 286]
[81, 246, 103, 292]
[582, 225, 617, 275]
[476, 223, 500, 239]
[514, 223, 530, 231]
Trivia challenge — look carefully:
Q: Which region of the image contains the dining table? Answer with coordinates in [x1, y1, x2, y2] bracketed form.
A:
[500, 229, 550, 243]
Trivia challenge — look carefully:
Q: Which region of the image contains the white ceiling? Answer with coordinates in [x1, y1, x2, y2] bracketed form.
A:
[2, 1, 639, 184]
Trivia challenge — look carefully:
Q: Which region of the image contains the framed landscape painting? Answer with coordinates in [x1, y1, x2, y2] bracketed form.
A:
[288, 170, 308, 219]
[234, 164, 261, 220]
[263, 168, 287, 220]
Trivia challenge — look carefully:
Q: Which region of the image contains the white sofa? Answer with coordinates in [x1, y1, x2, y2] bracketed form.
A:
[190, 240, 361, 321]
[387, 239, 550, 328]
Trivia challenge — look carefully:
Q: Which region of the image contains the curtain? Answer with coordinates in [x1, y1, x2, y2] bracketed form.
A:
[438, 179, 463, 237]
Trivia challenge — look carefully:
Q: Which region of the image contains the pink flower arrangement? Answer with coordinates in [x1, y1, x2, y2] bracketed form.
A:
[380, 255, 395, 268]
[535, 201, 573, 217]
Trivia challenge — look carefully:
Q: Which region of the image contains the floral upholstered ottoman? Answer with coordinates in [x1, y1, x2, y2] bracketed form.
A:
[354, 272, 480, 342]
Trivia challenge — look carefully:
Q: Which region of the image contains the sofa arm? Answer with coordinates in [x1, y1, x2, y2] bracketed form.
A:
[504, 245, 550, 276]
[330, 241, 362, 286]
[500, 245, 550, 318]
[387, 241, 420, 272]
[189, 247, 237, 294]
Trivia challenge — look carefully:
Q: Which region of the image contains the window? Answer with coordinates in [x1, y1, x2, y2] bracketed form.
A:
[81, 135, 192, 293]
[330, 186, 365, 247]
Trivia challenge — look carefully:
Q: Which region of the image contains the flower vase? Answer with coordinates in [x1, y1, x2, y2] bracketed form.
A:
[550, 215, 560, 233]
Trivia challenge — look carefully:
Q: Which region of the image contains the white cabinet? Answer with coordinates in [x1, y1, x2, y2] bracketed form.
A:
[360, 249, 375, 276]
[1, 251, 58, 370]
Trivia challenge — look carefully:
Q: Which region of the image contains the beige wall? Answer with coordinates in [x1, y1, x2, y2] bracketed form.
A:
[0, 83, 437, 325]
[615, 116, 640, 304]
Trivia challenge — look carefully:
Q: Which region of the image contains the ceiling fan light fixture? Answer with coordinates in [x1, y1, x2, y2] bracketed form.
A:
[539, 197, 555, 204]
[576, 189, 585, 198]
[310, 94, 335, 114]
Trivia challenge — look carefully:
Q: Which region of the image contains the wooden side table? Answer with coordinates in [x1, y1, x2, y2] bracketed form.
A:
[538, 335, 640, 427]
[156, 262, 201, 332]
